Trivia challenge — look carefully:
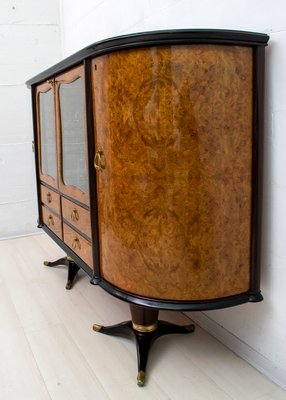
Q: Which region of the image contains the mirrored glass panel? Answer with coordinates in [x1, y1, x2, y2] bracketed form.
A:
[60, 77, 89, 194]
[39, 89, 57, 179]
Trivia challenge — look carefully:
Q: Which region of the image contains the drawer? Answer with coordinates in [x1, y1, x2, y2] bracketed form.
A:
[42, 206, 62, 239]
[40, 185, 61, 215]
[63, 223, 92, 267]
[61, 197, 91, 238]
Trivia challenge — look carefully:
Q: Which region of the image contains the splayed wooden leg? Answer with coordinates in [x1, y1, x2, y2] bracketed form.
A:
[43, 256, 80, 289]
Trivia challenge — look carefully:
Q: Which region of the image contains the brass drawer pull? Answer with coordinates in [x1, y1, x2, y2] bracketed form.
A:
[71, 208, 79, 222]
[72, 237, 81, 250]
[47, 215, 54, 226]
[46, 192, 52, 203]
[94, 149, 105, 171]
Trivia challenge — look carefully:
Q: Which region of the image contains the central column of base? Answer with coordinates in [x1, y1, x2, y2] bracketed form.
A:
[130, 304, 159, 333]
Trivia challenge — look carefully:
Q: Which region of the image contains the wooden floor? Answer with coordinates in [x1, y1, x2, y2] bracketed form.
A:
[0, 234, 285, 400]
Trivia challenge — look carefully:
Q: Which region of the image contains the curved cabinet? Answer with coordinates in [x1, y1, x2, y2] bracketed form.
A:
[27, 29, 269, 310]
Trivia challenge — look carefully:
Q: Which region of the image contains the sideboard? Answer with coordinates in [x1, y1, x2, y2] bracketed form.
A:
[27, 29, 269, 386]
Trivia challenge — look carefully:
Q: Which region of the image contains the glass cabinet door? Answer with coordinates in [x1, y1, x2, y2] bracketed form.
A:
[36, 81, 58, 188]
[56, 65, 89, 205]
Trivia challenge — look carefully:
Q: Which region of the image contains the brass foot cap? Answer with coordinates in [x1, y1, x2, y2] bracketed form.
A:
[92, 324, 103, 332]
[137, 370, 145, 387]
[65, 280, 72, 290]
[185, 324, 195, 333]
[43, 261, 50, 266]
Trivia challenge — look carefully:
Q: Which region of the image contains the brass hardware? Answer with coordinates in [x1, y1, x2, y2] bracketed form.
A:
[65, 280, 72, 290]
[43, 261, 50, 266]
[67, 256, 73, 262]
[46, 192, 52, 203]
[94, 149, 105, 171]
[132, 322, 158, 333]
[47, 215, 54, 227]
[32, 141, 35, 152]
[185, 324, 196, 333]
[72, 237, 81, 250]
[137, 370, 145, 387]
[92, 324, 103, 332]
[71, 208, 79, 222]
[46, 79, 54, 85]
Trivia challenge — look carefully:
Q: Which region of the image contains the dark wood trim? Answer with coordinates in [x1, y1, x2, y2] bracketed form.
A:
[250, 46, 266, 292]
[61, 216, 91, 242]
[95, 277, 263, 311]
[40, 204, 61, 220]
[84, 59, 101, 279]
[26, 29, 269, 87]
[31, 86, 43, 228]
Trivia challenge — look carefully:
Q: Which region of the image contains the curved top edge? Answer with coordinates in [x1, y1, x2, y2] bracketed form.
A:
[26, 29, 269, 87]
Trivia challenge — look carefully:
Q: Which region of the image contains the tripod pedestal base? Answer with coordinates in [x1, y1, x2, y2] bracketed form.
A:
[92, 305, 195, 386]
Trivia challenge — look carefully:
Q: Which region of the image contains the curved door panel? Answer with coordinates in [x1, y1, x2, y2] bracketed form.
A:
[92, 45, 253, 301]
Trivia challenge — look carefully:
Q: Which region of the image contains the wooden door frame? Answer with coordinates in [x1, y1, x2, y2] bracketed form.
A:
[55, 64, 90, 206]
[35, 80, 58, 189]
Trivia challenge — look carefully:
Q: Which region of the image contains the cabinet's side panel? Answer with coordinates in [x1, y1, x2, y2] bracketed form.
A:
[92, 45, 253, 301]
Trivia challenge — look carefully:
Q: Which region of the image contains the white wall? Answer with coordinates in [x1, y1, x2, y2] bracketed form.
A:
[60, 0, 286, 389]
[0, 0, 62, 239]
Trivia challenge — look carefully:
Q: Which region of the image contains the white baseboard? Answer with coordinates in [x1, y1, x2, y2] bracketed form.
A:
[0, 231, 44, 241]
[185, 311, 286, 391]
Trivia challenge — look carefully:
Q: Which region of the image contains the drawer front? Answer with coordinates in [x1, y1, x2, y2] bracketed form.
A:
[61, 197, 91, 238]
[63, 224, 92, 267]
[42, 206, 62, 239]
[40, 185, 61, 215]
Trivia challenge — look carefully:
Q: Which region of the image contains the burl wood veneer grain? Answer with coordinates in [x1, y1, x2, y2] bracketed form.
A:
[63, 223, 92, 267]
[40, 184, 61, 215]
[92, 45, 253, 301]
[61, 197, 91, 239]
[41, 206, 62, 239]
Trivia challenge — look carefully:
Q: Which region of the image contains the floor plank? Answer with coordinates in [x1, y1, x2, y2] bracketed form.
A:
[27, 324, 109, 400]
[0, 233, 285, 400]
[0, 282, 51, 400]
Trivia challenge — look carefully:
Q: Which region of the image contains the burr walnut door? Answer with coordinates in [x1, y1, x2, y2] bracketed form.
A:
[92, 45, 254, 301]
[55, 65, 90, 206]
[36, 81, 58, 189]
